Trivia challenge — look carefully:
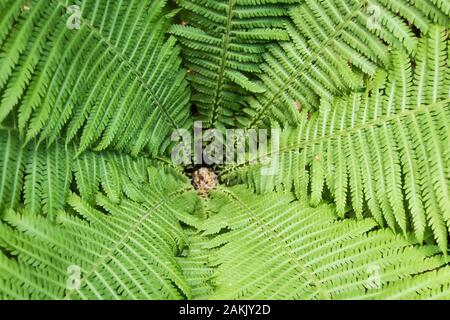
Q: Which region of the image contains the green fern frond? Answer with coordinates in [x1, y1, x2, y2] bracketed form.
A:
[177, 231, 216, 299]
[237, 0, 449, 128]
[0, 129, 73, 218]
[1, 0, 450, 301]
[197, 186, 450, 299]
[0, 0, 191, 157]
[222, 27, 450, 250]
[0, 128, 185, 220]
[170, 0, 292, 128]
[0, 170, 198, 299]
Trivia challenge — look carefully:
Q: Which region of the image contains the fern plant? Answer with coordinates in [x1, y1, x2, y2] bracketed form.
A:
[0, 0, 449, 300]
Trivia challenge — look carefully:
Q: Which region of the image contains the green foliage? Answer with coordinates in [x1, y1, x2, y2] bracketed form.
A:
[190, 186, 450, 299]
[0, 0, 449, 300]
[222, 27, 450, 252]
[0, 169, 198, 299]
[0, 0, 191, 156]
[237, 0, 450, 128]
[0, 129, 186, 219]
[0, 129, 72, 218]
[169, 0, 292, 128]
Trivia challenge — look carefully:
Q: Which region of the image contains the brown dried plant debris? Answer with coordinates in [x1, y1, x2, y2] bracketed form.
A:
[192, 167, 219, 196]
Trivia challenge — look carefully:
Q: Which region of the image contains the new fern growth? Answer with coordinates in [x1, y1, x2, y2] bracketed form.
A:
[0, 0, 449, 300]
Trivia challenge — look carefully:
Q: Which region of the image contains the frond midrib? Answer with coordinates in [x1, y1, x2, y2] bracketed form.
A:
[56, 0, 180, 130]
[64, 186, 192, 299]
[209, 0, 236, 127]
[220, 98, 449, 176]
[218, 187, 332, 299]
